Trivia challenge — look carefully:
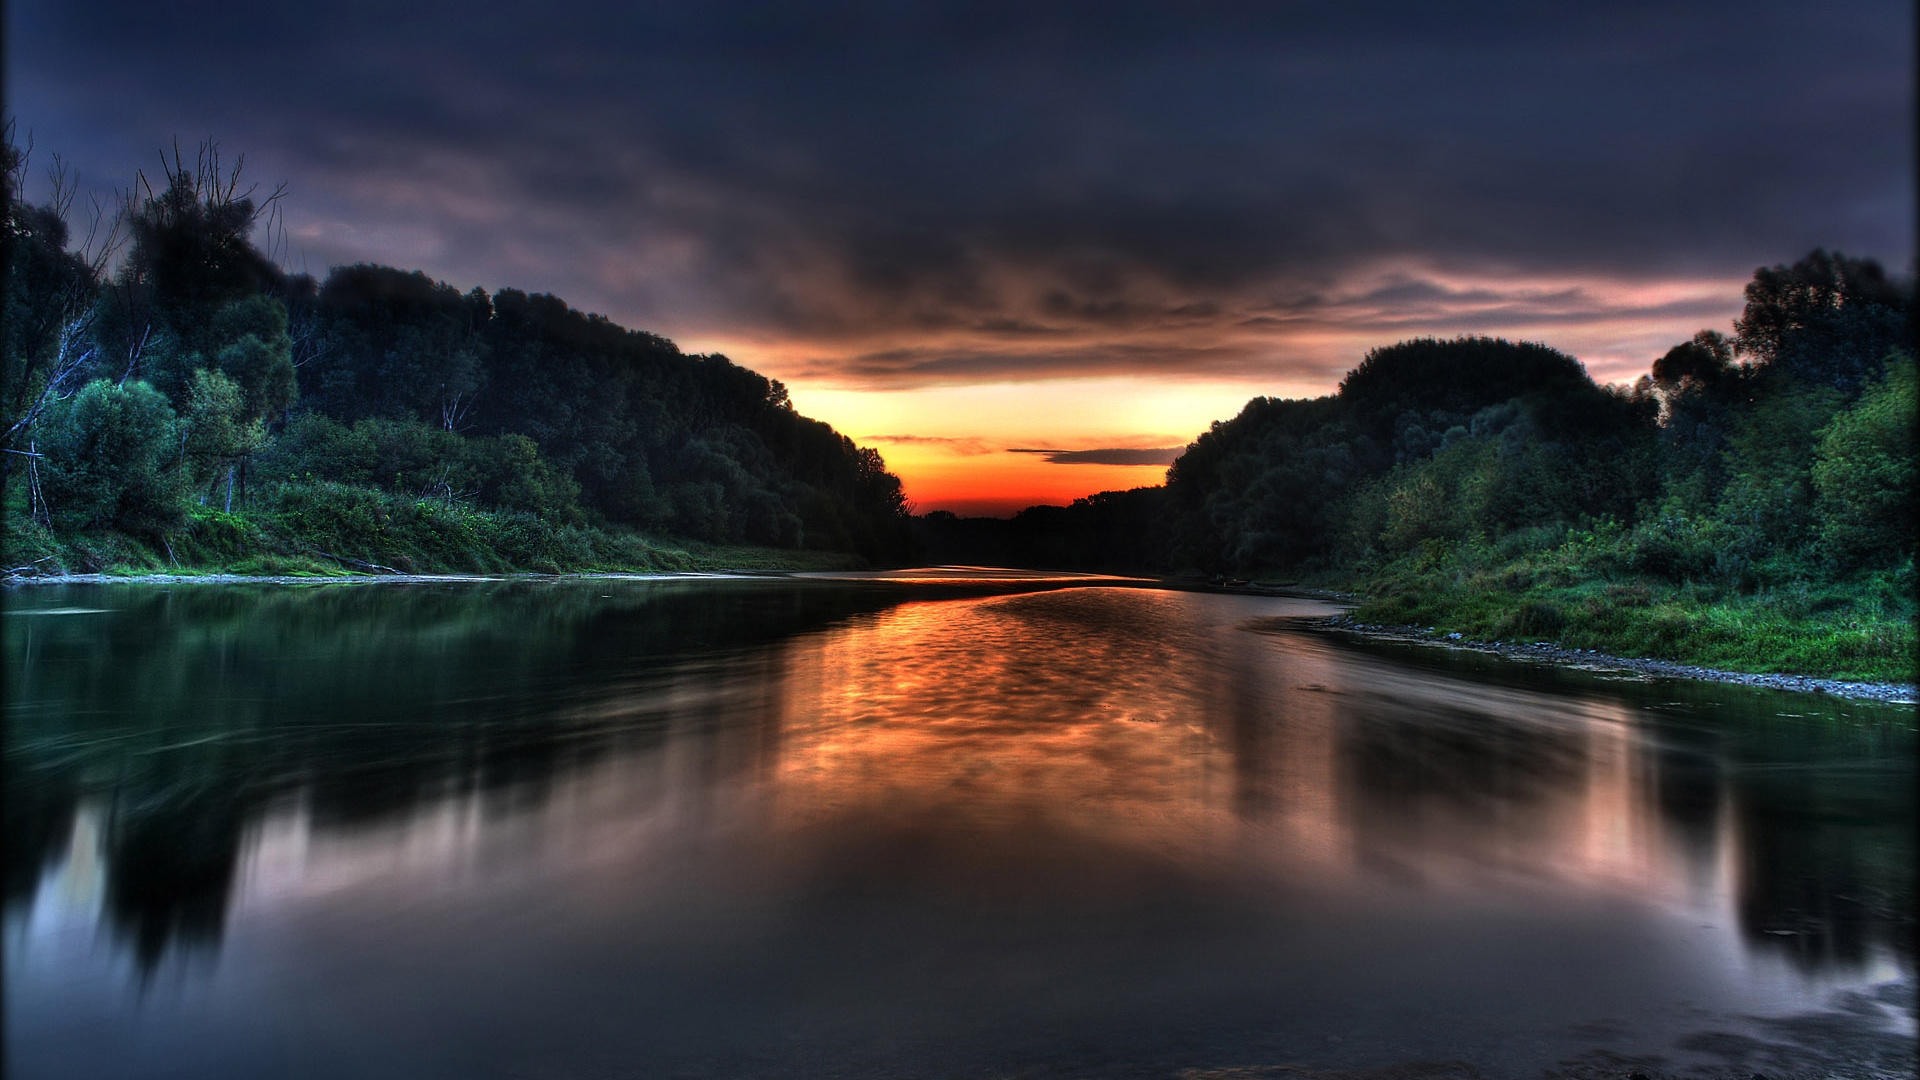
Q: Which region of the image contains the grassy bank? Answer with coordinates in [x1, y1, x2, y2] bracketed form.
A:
[3, 480, 866, 578]
[1342, 529, 1916, 683]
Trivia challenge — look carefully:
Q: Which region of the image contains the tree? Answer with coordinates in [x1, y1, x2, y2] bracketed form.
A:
[1811, 356, 1916, 568]
[1649, 330, 1737, 398]
[102, 141, 286, 390]
[180, 370, 262, 510]
[1712, 373, 1844, 563]
[208, 295, 297, 422]
[37, 380, 183, 533]
[97, 147, 296, 514]
[1336, 336, 1593, 435]
[1733, 250, 1912, 394]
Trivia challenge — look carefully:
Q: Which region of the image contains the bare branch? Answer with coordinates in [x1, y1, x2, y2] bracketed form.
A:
[5, 313, 98, 446]
[46, 152, 77, 221]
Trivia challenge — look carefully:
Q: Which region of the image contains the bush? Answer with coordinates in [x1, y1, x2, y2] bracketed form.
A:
[254, 413, 377, 485]
[1620, 511, 1718, 582]
[256, 415, 584, 521]
[470, 433, 582, 520]
[37, 379, 185, 533]
[1514, 600, 1565, 637]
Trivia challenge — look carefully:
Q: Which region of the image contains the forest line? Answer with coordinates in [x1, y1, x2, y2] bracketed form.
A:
[5, 140, 1913, 678]
[5, 141, 913, 573]
[919, 252, 1913, 680]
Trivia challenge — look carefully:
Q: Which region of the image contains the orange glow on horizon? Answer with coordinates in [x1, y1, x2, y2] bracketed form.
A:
[897, 457, 1171, 517]
[772, 377, 1266, 516]
[670, 265, 1752, 516]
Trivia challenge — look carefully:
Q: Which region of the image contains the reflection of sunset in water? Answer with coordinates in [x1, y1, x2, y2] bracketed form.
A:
[7, 580, 1913, 1080]
[158, 587, 1876, 951]
[763, 589, 1725, 913]
[774, 591, 1228, 838]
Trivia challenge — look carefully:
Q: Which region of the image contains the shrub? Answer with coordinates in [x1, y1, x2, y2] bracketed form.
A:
[1514, 600, 1565, 636]
[37, 379, 185, 533]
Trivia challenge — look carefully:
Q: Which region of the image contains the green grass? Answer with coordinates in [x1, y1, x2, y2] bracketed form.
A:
[3, 480, 869, 579]
[1348, 535, 1916, 683]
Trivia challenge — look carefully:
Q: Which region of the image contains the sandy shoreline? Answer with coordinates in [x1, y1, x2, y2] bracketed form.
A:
[1309, 613, 1917, 704]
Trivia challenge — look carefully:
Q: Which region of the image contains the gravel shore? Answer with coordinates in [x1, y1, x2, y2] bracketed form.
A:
[1312, 614, 1918, 704]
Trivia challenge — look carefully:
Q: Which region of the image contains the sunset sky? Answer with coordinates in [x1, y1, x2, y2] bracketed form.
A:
[9, 1, 1912, 515]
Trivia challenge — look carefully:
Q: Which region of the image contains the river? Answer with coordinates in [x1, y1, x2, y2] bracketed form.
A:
[4, 574, 1914, 1078]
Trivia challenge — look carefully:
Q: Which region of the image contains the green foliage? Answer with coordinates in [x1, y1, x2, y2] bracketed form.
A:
[1352, 538, 1915, 682]
[1711, 372, 1845, 564]
[180, 370, 263, 489]
[10, 139, 908, 567]
[480, 433, 584, 520]
[145, 295, 297, 425]
[1164, 338, 1658, 576]
[298, 267, 908, 560]
[1375, 439, 1498, 554]
[36, 380, 184, 533]
[253, 414, 584, 521]
[233, 480, 614, 575]
[301, 265, 489, 426]
[211, 295, 297, 420]
[252, 413, 374, 485]
[1337, 337, 1594, 428]
[1106, 262, 1916, 679]
[1811, 356, 1917, 567]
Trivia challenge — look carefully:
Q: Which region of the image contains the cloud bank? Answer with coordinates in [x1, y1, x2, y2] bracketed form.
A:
[11, 0, 1911, 395]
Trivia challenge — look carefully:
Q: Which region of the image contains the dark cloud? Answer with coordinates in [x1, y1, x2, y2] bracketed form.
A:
[863, 434, 997, 455]
[1007, 448, 1186, 466]
[10, 0, 1910, 387]
[786, 339, 1351, 387]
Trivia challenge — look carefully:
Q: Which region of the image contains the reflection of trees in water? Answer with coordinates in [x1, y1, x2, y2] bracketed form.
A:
[4, 579, 923, 974]
[1647, 730, 1722, 869]
[4, 773, 77, 907]
[104, 784, 246, 973]
[1315, 635, 1915, 971]
[1321, 665, 1914, 971]
[8, 582, 1914, 981]
[1334, 697, 1588, 867]
[1677, 694, 1917, 968]
[1734, 764, 1915, 968]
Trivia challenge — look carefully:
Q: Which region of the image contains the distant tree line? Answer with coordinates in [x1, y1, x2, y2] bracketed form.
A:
[5, 138, 911, 564]
[923, 249, 1915, 593]
[8, 135, 1910, 588]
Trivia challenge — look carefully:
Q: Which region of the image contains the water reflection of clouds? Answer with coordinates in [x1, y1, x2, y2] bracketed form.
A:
[6, 581, 1913, 1077]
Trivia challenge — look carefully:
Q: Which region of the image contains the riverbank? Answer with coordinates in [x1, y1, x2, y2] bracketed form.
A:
[1, 569, 803, 587]
[3, 496, 868, 580]
[1311, 613, 1917, 704]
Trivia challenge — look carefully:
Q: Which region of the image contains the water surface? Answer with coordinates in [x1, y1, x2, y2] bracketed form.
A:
[5, 577, 1914, 1078]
